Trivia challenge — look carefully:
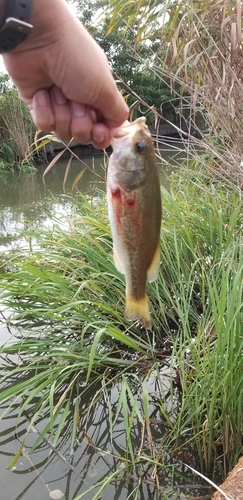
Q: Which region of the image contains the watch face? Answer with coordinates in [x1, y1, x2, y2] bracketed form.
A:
[0, 0, 33, 53]
[0, 19, 32, 53]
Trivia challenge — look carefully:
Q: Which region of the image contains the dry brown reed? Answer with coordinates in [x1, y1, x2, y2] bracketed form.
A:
[163, 0, 243, 182]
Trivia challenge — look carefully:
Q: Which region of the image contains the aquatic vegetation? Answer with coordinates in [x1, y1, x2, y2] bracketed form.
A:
[0, 170, 243, 496]
[0, 80, 35, 170]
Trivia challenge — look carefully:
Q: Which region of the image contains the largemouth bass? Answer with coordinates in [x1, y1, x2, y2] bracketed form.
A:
[107, 117, 162, 329]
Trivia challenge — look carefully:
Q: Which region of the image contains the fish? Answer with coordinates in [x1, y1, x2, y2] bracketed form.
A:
[107, 117, 162, 329]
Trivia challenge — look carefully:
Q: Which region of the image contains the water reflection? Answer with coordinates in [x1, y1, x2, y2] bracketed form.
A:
[0, 373, 210, 500]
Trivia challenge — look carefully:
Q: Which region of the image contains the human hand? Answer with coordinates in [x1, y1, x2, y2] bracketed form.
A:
[2, 0, 129, 149]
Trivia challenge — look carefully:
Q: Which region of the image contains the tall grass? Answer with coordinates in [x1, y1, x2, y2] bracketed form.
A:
[157, 174, 243, 471]
[0, 169, 242, 496]
[0, 88, 35, 170]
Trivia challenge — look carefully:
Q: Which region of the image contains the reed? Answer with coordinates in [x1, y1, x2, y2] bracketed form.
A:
[0, 88, 35, 169]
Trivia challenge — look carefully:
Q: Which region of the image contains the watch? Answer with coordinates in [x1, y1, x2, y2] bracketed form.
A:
[0, 0, 33, 53]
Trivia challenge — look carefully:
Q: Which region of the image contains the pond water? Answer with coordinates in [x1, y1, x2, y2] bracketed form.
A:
[0, 143, 212, 499]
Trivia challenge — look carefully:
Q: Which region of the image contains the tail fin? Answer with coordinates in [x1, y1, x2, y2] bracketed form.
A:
[125, 293, 151, 329]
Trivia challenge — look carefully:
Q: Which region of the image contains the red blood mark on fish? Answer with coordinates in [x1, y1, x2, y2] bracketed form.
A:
[111, 189, 135, 206]
[111, 188, 122, 228]
[111, 189, 121, 201]
[122, 193, 136, 207]
[110, 188, 137, 233]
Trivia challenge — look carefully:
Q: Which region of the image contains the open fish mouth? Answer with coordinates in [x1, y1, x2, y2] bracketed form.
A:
[112, 117, 149, 139]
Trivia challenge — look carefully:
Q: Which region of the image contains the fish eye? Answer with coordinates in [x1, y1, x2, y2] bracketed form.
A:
[134, 141, 145, 154]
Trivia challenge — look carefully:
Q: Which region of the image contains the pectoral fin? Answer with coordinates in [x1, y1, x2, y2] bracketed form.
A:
[147, 243, 160, 283]
[113, 245, 125, 274]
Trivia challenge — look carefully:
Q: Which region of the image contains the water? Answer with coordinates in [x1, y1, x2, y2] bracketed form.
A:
[0, 145, 211, 499]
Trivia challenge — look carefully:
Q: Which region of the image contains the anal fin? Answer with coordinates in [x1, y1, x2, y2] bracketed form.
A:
[147, 242, 160, 283]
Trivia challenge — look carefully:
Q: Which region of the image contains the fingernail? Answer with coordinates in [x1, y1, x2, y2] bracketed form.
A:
[93, 130, 105, 144]
[90, 110, 97, 123]
[36, 90, 49, 107]
[72, 102, 86, 117]
[53, 87, 67, 105]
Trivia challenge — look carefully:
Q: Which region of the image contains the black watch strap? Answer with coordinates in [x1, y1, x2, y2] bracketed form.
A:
[0, 0, 33, 53]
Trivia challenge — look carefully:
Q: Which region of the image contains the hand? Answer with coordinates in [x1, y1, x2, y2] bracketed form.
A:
[2, 0, 129, 149]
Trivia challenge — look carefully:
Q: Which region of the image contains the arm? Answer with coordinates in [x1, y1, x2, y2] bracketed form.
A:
[1, 0, 128, 148]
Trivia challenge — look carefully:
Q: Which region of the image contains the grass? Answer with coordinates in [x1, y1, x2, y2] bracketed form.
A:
[0, 168, 243, 497]
[158, 174, 243, 471]
[0, 84, 36, 171]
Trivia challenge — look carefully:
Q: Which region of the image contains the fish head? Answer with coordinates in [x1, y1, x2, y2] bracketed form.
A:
[109, 117, 154, 191]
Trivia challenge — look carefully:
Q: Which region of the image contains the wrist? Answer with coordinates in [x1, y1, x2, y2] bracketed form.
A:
[27, 0, 70, 41]
[2, 0, 74, 54]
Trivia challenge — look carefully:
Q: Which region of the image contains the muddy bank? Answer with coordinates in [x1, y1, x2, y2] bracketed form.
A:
[212, 456, 243, 499]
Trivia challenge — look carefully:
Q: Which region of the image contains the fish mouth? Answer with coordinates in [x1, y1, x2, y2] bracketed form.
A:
[112, 117, 148, 139]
